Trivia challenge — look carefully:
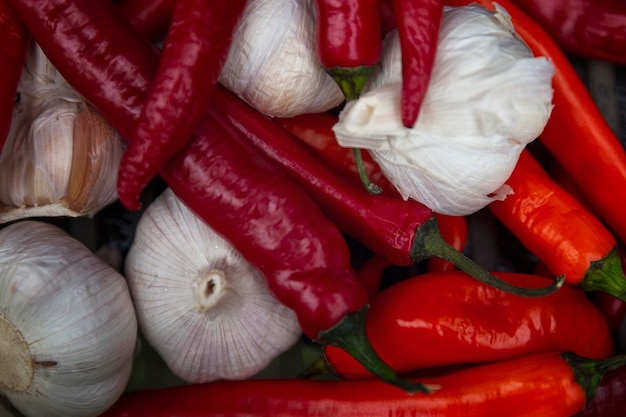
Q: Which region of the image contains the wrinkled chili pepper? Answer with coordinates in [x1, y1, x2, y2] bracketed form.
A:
[116, 0, 245, 210]
[390, 0, 443, 127]
[488, 149, 626, 300]
[322, 270, 613, 378]
[0, 0, 29, 151]
[116, 0, 176, 41]
[445, 0, 626, 248]
[215, 86, 563, 297]
[10, 0, 432, 393]
[511, 0, 626, 65]
[99, 352, 626, 417]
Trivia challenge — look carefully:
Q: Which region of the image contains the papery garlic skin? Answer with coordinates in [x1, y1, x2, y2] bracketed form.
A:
[0, 221, 137, 417]
[333, 5, 555, 216]
[218, 0, 344, 117]
[125, 188, 302, 383]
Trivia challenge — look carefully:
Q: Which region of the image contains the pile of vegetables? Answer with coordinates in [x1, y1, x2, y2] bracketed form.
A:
[1, 0, 626, 416]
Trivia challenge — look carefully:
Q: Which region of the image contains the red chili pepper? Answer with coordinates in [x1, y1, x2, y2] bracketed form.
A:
[573, 361, 626, 417]
[323, 270, 614, 378]
[313, 0, 382, 100]
[592, 291, 626, 336]
[426, 213, 467, 273]
[115, 0, 246, 210]
[390, 0, 443, 127]
[511, 0, 626, 65]
[116, 0, 176, 41]
[444, 0, 626, 248]
[10, 0, 430, 393]
[215, 86, 563, 297]
[0, 0, 29, 151]
[357, 254, 391, 299]
[488, 149, 626, 299]
[99, 351, 626, 417]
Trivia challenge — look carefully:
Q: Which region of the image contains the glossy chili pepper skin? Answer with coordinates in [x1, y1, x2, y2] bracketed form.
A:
[488, 150, 626, 299]
[116, 0, 176, 41]
[0, 0, 29, 151]
[324, 270, 613, 378]
[100, 351, 625, 417]
[511, 0, 626, 65]
[391, 0, 443, 127]
[116, 0, 246, 210]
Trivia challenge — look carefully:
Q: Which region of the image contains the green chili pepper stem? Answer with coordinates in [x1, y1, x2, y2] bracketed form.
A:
[562, 352, 626, 404]
[353, 148, 383, 195]
[315, 306, 439, 394]
[411, 217, 565, 297]
[326, 65, 375, 102]
[577, 247, 626, 301]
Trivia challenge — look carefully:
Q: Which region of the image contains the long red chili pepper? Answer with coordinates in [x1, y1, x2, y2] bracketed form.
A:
[0, 0, 29, 151]
[115, 0, 246, 210]
[488, 149, 626, 299]
[100, 352, 626, 417]
[390, 0, 443, 127]
[9, 0, 432, 393]
[511, 0, 626, 66]
[215, 86, 563, 297]
[322, 270, 614, 378]
[444, 0, 626, 248]
[116, 0, 176, 41]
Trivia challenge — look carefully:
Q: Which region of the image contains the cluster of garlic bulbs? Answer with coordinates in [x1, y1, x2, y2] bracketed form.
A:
[0, 221, 137, 417]
[333, 5, 555, 216]
[0, 42, 125, 224]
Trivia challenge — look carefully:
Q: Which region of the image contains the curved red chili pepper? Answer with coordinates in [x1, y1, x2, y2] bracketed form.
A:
[116, 0, 246, 210]
[488, 150, 626, 299]
[116, 0, 176, 41]
[323, 270, 614, 378]
[0, 0, 29, 151]
[511, 0, 626, 66]
[390, 0, 443, 127]
[100, 352, 626, 417]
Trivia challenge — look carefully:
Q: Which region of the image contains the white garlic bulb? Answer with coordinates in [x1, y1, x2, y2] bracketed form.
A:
[124, 188, 302, 383]
[333, 5, 555, 216]
[0, 42, 124, 223]
[0, 220, 137, 417]
[218, 0, 345, 117]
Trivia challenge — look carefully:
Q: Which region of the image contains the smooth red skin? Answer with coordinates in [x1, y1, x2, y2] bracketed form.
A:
[116, 0, 246, 210]
[391, 0, 443, 127]
[511, 0, 626, 65]
[10, 0, 369, 339]
[357, 254, 391, 298]
[215, 87, 434, 267]
[426, 213, 467, 273]
[324, 271, 614, 378]
[0, 0, 29, 151]
[100, 352, 586, 417]
[573, 364, 626, 417]
[314, 0, 382, 68]
[445, 0, 626, 248]
[488, 150, 617, 286]
[116, 0, 175, 41]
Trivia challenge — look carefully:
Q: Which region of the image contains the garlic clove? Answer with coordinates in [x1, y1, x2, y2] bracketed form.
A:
[124, 188, 302, 383]
[0, 220, 137, 417]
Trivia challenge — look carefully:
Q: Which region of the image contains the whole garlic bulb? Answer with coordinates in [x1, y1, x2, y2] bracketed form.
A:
[0, 220, 137, 417]
[124, 188, 302, 383]
[218, 0, 344, 117]
[333, 5, 555, 216]
[0, 42, 124, 224]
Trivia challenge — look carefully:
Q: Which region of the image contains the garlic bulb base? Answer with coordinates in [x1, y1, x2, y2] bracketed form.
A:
[0, 312, 33, 392]
[194, 270, 227, 311]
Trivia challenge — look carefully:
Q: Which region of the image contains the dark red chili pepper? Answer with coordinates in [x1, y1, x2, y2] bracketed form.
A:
[573, 361, 626, 417]
[511, 0, 626, 65]
[99, 352, 626, 417]
[214, 86, 563, 297]
[445, 0, 626, 248]
[116, 0, 176, 41]
[357, 254, 391, 299]
[323, 270, 614, 378]
[313, 0, 382, 100]
[10, 0, 430, 393]
[488, 149, 626, 300]
[390, 0, 443, 127]
[592, 291, 626, 336]
[115, 0, 245, 210]
[0, 0, 29, 151]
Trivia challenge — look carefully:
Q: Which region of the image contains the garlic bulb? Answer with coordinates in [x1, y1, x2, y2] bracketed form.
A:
[0, 42, 125, 223]
[0, 220, 137, 417]
[124, 188, 302, 383]
[333, 5, 555, 216]
[218, 0, 344, 117]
